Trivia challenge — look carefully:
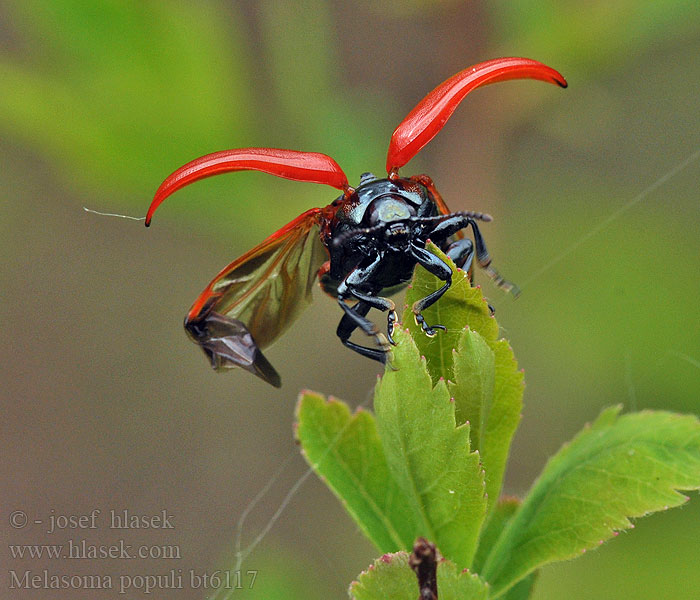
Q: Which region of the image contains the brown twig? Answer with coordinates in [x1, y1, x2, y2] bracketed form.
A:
[409, 537, 438, 600]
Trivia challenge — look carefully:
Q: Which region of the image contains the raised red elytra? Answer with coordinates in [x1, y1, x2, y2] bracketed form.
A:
[146, 58, 567, 387]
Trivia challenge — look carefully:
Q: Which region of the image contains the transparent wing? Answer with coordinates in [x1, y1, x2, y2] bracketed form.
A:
[185, 208, 328, 386]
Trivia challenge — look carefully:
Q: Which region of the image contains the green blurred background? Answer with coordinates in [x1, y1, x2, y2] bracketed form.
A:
[2, 1, 698, 598]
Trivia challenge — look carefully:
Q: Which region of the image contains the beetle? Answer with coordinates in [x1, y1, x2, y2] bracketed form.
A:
[146, 57, 567, 387]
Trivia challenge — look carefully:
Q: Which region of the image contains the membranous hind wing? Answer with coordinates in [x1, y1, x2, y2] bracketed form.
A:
[145, 147, 351, 387]
[185, 208, 328, 387]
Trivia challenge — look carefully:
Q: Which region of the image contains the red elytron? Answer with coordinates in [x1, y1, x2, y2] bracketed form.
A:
[146, 58, 567, 387]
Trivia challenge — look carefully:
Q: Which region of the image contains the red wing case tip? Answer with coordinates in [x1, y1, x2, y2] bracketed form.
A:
[386, 57, 568, 173]
[145, 148, 349, 226]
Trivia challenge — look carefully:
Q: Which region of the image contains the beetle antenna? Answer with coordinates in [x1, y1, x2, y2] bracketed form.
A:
[331, 223, 387, 247]
[453, 210, 492, 222]
[413, 211, 493, 224]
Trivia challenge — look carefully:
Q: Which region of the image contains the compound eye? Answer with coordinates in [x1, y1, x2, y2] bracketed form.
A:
[368, 196, 415, 226]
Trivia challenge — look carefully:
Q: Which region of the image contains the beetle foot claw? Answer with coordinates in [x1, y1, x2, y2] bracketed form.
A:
[423, 325, 446, 338]
[414, 313, 446, 338]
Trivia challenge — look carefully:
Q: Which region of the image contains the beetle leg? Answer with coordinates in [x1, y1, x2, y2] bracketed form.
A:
[467, 219, 520, 296]
[409, 243, 452, 336]
[336, 301, 389, 363]
[337, 296, 382, 337]
[336, 256, 396, 350]
[336, 297, 393, 354]
[348, 289, 397, 345]
[387, 308, 398, 345]
[442, 237, 496, 314]
[422, 213, 470, 242]
[443, 237, 474, 272]
[434, 217, 517, 298]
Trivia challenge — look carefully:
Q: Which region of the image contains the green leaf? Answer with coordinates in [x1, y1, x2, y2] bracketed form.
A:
[298, 246, 522, 573]
[478, 339, 524, 516]
[449, 328, 495, 437]
[349, 552, 489, 600]
[472, 497, 538, 600]
[405, 243, 523, 516]
[403, 243, 498, 385]
[374, 328, 486, 568]
[499, 573, 538, 600]
[482, 406, 700, 597]
[296, 392, 419, 552]
[472, 497, 521, 574]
